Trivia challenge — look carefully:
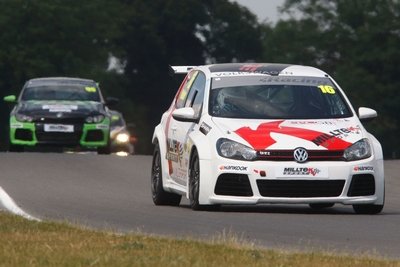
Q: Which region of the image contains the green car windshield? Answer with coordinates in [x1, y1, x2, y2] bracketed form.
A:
[209, 76, 352, 119]
[21, 85, 101, 102]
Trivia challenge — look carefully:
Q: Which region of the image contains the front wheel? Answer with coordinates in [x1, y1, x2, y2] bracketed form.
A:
[352, 204, 383, 214]
[97, 138, 111, 155]
[9, 143, 24, 152]
[151, 143, 181, 206]
[189, 150, 220, 211]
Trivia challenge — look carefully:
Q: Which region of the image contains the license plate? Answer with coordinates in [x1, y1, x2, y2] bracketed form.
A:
[44, 124, 74, 132]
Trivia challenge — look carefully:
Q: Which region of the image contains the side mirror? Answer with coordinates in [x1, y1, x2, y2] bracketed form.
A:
[172, 107, 198, 123]
[4, 95, 16, 102]
[105, 97, 119, 106]
[358, 107, 377, 122]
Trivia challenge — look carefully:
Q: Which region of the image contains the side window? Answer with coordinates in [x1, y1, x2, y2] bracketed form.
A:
[185, 72, 206, 118]
[176, 71, 199, 109]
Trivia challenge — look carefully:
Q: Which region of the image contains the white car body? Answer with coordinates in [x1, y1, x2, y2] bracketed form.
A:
[151, 63, 384, 214]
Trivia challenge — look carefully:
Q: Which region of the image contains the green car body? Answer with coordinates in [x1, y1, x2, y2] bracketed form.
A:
[4, 77, 118, 153]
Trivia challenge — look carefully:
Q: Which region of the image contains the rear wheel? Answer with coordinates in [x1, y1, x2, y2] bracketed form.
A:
[352, 204, 383, 214]
[151, 143, 181, 206]
[309, 203, 334, 209]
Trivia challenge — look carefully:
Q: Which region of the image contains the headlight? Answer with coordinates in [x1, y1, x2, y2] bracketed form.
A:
[85, 115, 105, 123]
[343, 138, 372, 161]
[15, 113, 33, 122]
[116, 133, 129, 143]
[216, 138, 257, 161]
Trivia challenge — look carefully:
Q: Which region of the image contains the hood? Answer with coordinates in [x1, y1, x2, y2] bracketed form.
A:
[16, 100, 105, 119]
[211, 117, 364, 151]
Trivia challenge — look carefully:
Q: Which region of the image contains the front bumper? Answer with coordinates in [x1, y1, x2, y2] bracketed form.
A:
[9, 117, 110, 147]
[199, 157, 384, 206]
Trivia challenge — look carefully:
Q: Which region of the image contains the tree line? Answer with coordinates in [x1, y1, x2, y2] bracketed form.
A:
[1, 0, 399, 158]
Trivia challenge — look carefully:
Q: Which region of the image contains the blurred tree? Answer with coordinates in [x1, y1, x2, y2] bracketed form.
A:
[0, 0, 124, 150]
[261, 0, 400, 158]
[115, 0, 264, 153]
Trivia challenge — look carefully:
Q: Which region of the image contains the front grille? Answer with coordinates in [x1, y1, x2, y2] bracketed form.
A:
[36, 132, 82, 143]
[257, 179, 345, 197]
[257, 150, 344, 161]
[33, 117, 85, 123]
[347, 174, 375, 196]
[85, 130, 104, 142]
[215, 174, 253, 196]
[15, 129, 33, 141]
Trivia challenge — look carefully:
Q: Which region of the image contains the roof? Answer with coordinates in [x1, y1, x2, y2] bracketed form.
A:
[172, 63, 328, 78]
[26, 77, 97, 87]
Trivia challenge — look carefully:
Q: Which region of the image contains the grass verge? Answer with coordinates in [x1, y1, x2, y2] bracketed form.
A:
[0, 211, 398, 267]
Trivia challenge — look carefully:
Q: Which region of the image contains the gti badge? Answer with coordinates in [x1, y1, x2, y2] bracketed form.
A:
[294, 147, 308, 163]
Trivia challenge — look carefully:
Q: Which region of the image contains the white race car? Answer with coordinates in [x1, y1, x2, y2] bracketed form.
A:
[151, 63, 384, 214]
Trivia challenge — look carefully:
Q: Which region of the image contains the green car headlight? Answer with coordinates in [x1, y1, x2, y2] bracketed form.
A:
[85, 115, 105, 123]
[15, 113, 33, 122]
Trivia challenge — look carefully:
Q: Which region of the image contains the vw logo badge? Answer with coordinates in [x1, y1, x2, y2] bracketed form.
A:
[294, 147, 308, 163]
[56, 112, 63, 118]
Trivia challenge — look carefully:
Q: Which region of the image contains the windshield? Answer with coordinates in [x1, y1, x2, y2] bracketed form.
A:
[21, 85, 101, 102]
[209, 76, 352, 119]
[110, 114, 124, 128]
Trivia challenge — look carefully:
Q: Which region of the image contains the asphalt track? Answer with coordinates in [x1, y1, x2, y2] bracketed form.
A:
[0, 152, 399, 259]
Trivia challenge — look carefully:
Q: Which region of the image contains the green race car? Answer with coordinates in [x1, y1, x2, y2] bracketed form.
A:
[3, 77, 118, 154]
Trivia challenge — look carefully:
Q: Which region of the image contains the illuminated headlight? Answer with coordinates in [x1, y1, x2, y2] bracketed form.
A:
[85, 115, 105, 123]
[216, 138, 257, 161]
[343, 138, 372, 161]
[15, 113, 33, 122]
[116, 133, 129, 143]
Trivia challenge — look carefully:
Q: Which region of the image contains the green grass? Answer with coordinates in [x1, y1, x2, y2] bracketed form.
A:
[0, 212, 398, 267]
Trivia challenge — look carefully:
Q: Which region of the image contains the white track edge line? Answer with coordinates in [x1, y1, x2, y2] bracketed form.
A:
[0, 186, 40, 221]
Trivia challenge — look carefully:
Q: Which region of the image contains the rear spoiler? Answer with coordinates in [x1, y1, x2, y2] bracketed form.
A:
[169, 65, 196, 76]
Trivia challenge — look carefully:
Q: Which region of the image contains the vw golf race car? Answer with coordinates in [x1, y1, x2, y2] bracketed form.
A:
[151, 63, 384, 214]
[4, 77, 118, 154]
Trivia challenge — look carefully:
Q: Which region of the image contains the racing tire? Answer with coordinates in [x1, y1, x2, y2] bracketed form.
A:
[352, 204, 384, 214]
[97, 138, 111, 155]
[9, 144, 24, 152]
[309, 203, 335, 209]
[189, 150, 220, 211]
[151, 143, 181, 206]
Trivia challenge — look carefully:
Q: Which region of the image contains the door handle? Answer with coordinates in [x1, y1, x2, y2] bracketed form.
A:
[171, 126, 177, 132]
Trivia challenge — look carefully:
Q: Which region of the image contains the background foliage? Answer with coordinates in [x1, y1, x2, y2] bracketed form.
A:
[1, 0, 399, 157]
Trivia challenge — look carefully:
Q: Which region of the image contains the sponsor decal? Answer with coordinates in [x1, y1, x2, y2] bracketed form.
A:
[353, 166, 374, 171]
[42, 105, 78, 110]
[11, 123, 23, 128]
[235, 121, 352, 150]
[283, 167, 321, 176]
[166, 138, 183, 166]
[219, 165, 249, 172]
[289, 121, 337, 126]
[312, 126, 361, 147]
[276, 166, 328, 178]
[175, 168, 188, 180]
[96, 124, 109, 129]
[44, 124, 74, 133]
[49, 108, 72, 112]
[259, 77, 329, 85]
[199, 122, 212, 135]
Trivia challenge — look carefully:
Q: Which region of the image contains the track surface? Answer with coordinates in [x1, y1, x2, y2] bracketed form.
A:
[0, 152, 399, 259]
